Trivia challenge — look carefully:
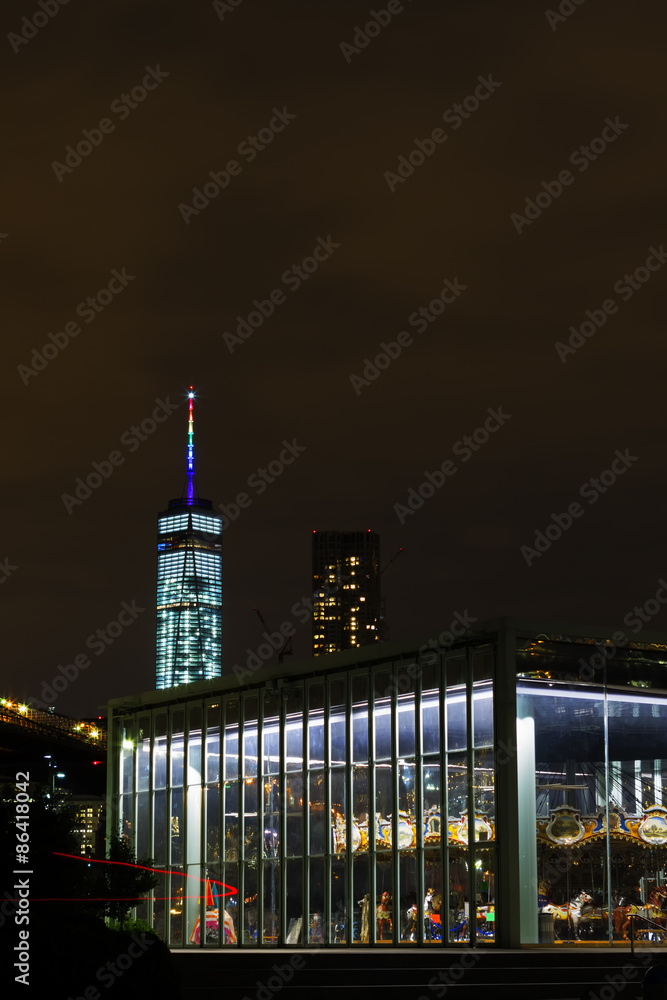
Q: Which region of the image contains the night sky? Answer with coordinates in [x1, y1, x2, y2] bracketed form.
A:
[4, 0, 666, 719]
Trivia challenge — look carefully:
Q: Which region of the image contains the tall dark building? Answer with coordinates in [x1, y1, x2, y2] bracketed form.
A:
[155, 387, 222, 689]
[312, 529, 384, 655]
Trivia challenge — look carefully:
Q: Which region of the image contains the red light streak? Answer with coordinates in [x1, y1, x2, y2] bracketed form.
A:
[22, 853, 238, 904]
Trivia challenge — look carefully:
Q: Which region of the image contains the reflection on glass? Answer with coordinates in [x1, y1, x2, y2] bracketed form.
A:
[330, 678, 346, 765]
[422, 690, 440, 755]
[375, 765, 392, 850]
[263, 860, 280, 944]
[285, 772, 303, 857]
[244, 696, 258, 778]
[399, 851, 417, 942]
[310, 858, 325, 943]
[331, 856, 347, 943]
[224, 781, 238, 861]
[224, 699, 238, 781]
[244, 862, 257, 946]
[244, 778, 258, 860]
[447, 686, 466, 751]
[206, 784, 219, 862]
[308, 685, 324, 768]
[286, 689, 303, 772]
[353, 855, 370, 943]
[285, 858, 303, 944]
[263, 777, 280, 858]
[352, 676, 368, 763]
[375, 860, 393, 943]
[309, 770, 325, 854]
[206, 702, 220, 783]
[171, 787, 183, 864]
[263, 692, 280, 776]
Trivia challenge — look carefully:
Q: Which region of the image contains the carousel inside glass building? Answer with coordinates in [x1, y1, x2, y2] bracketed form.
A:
[108, 621, 667, 947]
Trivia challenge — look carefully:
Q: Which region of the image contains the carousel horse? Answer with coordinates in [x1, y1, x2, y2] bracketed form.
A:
[376, 891, 392, 940]
[613, 887, 667, 941]
[403, 889, 442, 942]
[642, 887, 667, 939]
[540, 891, 594, 939]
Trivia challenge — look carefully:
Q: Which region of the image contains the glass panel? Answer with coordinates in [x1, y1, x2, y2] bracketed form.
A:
[285, 858, 303, 944]
[423, 759, 442, 850]
[448, 846, 469, 942]
[186, 784, 202, 866]
[263, 776, 280, 858]
[206, 784, 220, 862]
[398, 692, 415, 758]
[154, 737, 167, 789]
[244, 863, 258, 945]
[475, 847, 495, 943]
[473, 649, 494, 682]
[225, 699, 239, 781]
[399, 851, 417, 942]
[223, 781, 239, 862]
[375, 858, 393, 943]
[185, 863, 202, 947]
[352, 765, 369, 856]
[263, 692, 280, 775]
[137, 730, 151, 792]
[308, 684, 325, 768]
[375, 765, 392, 851]
[352, 676, 368, 763]
[309, 770, 325, 854]
[474, 747, 495, 831]
[330, 770, 346, 858]
[206, 702, 220, 783]
[309, 857, 326, 944]
[473, 682, 494, 746]
[153, 874, 166, 942]
[374, 671, 391, 760]
[446, 685, 466, 751]
[422, 685, 440, 756]
[244, 697, 258, 778]
[286, 689, 303, 772]
[397, 761, 417, 849]
[121, 734, 134, 794]
[331, 856, 347, 944]
[330, 679, 346, 766]
[285, 772, 303, 857]
[136, 790, 149, 858]
[119, 794, 132, 840]
[154, 789, 166, 863]
[352, 855, 370, 943]
[448, 751, 467, 826]
[204, 864, 221, 948]
[423, 854, 444, 943]
[244, 778, 258, 861]
[263, 860, 280, 944]
[520, 681, 605, 944]
[171, 732, 184, 786]
[171, 787, 183, 864]
[221, 863, 239, 946]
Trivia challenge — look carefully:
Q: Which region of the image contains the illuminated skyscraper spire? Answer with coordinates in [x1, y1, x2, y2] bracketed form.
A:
[156, 384, 222, 689]
[185, 385, 197, 505]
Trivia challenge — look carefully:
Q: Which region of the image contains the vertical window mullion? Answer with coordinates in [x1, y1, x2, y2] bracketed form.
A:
[466, 648, 476, 947]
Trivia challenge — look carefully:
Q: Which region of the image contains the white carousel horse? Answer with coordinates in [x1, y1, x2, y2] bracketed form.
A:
[539, 891, 593, 938]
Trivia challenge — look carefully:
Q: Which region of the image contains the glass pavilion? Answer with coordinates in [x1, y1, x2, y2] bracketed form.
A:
[108, 618, 667, 947]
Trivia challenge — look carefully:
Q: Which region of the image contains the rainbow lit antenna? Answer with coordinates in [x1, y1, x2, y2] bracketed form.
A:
[185, 385, 197, 505]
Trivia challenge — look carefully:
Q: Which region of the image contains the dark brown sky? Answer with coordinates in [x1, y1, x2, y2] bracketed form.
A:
[3, 0, 666, 717]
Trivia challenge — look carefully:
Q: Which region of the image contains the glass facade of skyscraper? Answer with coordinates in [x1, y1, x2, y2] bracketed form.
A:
[155, 500, 222, 689]
[111, 620, 667, 948]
